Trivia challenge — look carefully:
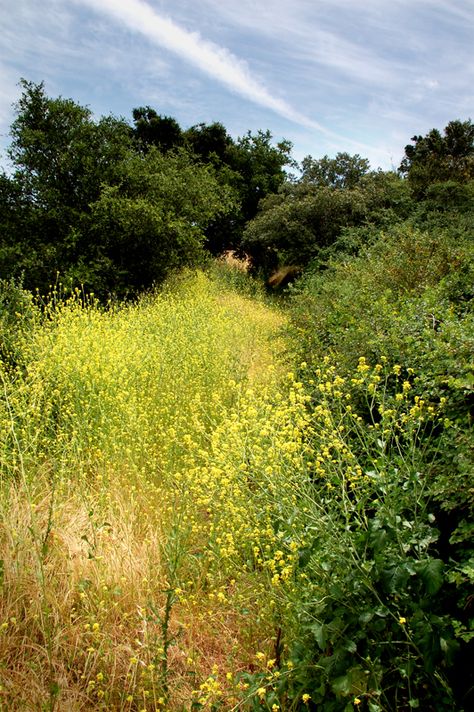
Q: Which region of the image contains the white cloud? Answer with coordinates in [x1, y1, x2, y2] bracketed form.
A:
[77, 0, 328, 131]
[1, 0, 471, 170]
[192, 0, 407, 84]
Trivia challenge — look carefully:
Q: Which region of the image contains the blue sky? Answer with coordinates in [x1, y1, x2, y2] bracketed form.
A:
[0, 0, 473, 170]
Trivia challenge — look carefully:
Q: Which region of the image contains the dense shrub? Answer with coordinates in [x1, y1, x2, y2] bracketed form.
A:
[286, 223, 474, 710]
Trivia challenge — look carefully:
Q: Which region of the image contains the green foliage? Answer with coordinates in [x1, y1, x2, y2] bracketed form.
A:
[88, 147, 237, 294]
[1, 80, 132, 291]
[0, 81, 240, 296]
[132, 106, 183, 153]
[130, 111, 294, 257]
[301, 152, 370, 189]
[242, 183, 367, 270]
[422, 179, 474, 213]
[0, 81, 295, 294]
[0, 279, 39, 370]
[228, 357, 468, 711]
[286, 220, 474, 710]
[184, 121, 234, 164]
[400, 119, 474, 198]
[197, 127, 294, 256]
[231, 131, 294, 220]
[8, 80, 132, 202]
[242, 171, 412, 271]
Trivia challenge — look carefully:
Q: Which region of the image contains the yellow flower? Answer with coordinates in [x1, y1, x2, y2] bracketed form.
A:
[399, 616, 407, 625]
[354, 697, 362, 705]
[257, 687, 266, 698]
[302, 693, 311, 704]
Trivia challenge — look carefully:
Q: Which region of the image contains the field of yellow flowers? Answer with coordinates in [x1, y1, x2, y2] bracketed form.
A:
[1, 266, 466, 711]
[0, 270, 317, 710]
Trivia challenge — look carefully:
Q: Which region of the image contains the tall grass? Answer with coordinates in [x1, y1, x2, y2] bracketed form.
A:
[0, 271, 302, 710]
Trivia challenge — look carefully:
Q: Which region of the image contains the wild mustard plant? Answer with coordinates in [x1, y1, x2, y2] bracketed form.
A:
[263, 357, 461, 711]
[0, 271, 301, 709]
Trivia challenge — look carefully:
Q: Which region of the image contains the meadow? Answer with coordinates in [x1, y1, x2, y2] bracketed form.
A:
[0, 269, 313, 710]
[0, 257, 472, 711]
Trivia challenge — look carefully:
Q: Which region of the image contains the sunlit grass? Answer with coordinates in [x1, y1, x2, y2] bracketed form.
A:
[0, 270, 307, 710]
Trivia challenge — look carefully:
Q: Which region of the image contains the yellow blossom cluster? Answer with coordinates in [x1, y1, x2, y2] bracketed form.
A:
[0, 271, 445, 709]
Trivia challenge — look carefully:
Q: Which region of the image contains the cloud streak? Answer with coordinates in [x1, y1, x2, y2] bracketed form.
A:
[78, 0, 329, 133]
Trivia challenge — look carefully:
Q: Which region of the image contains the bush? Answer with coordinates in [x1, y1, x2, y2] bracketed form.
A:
[285, 223, 474, 709]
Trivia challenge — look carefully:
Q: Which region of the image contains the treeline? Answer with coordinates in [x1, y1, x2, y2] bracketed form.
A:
[1, 79, 473, 297]
[0, 80, 292, 296]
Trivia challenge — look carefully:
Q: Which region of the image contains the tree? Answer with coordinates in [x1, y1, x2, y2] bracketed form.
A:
[1, 81, 237, 295]
[132, 106, 182, 153]
[130, 112, 294, 256]
[184, 122, 233, 163]
[242, 168, 414, 272]
[301, 152, 370, 189]
[399, 119, 474, 197]
[182, 126, 293, 256]
[9, 80, 132, 209]
[230, 130, 294, 221]
[242, 182, 369, 270]
[0, 172, 37, 282]
[88, 148, 237, 294]
[2, 80, 132, 290]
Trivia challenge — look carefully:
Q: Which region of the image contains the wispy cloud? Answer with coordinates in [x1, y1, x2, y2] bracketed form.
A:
[1, 0, 471, 170]
[77, 0, 328, 132]
[195, 0, 407, 84]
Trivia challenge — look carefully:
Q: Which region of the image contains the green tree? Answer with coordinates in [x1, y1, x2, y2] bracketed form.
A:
[1, 81, 237, 295]
[184, 126, 293, 256]
[301, 151, 370, 189]
[130, 112, 293, 256]
[242, 168, 412, 271]
[184, 121, 233, 164]
[132, 106, 183, 153]
[230, 130, 294, 222]
[242, 182, 369, 270]
[8, 80, 132, 210]
[88, 147, 237, 294]
[1, 79, 132, 290]
[399, 119, 474, 197]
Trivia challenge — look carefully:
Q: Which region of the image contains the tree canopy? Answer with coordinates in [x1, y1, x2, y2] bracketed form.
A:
[399, 119, 474, 197]
[0, 81, 237, 295]
[1, 80, 472, 295]
[300, 152, 370, 189]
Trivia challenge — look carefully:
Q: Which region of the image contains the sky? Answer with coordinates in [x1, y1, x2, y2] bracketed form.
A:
[0, 0, 473, 170]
